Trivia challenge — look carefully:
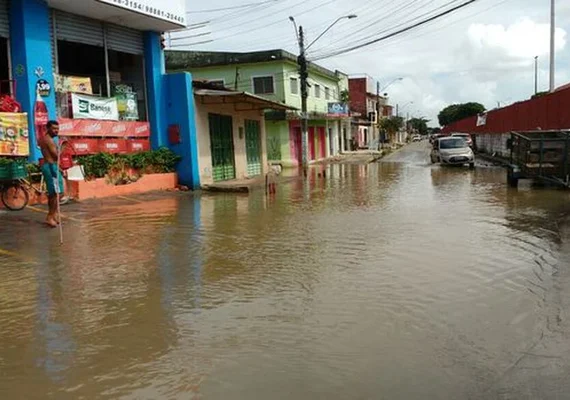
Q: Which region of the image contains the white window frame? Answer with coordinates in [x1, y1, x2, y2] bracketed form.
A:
[314, 84, 321, 98]
[290, 76, 299, 95]
[251, 75, 275, 95]
[325, 86, 330, 100]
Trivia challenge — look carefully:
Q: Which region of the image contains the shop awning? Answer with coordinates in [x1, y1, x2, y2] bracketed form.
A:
[194, 89, 297, 112]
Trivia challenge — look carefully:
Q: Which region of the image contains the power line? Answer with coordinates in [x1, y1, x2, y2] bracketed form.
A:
[187, 0, 280, 13]
[311, 0, 480, 61]
[310, 0, 463, 58]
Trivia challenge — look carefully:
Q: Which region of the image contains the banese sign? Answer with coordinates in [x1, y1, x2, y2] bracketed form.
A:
[327, 102, 349, 117]
[97, 0, 186, 27]
[71, 93, 119, 121]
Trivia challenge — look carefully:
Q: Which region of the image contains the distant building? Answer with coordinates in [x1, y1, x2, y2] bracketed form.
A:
[349, 75, 392, 148]
[166, 49, 352, 167]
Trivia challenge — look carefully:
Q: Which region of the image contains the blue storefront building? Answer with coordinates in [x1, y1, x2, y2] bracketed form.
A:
[4, 0, 200, 188]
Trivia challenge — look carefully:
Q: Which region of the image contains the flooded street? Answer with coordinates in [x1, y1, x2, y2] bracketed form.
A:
[2, 142, 570, 399]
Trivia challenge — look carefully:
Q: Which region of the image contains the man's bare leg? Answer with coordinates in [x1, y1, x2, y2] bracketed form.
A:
[46, 195, 58, 227]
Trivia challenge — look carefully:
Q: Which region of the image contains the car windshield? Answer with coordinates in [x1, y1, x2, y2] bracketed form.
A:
[440, 138, 467, 149]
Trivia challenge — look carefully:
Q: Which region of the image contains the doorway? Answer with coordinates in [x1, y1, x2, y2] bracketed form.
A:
[209, 114, 236, 182]
[245, 119, 262, 177]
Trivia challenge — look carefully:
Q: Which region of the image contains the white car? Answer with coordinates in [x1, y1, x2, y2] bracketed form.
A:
[430, 137, 475, 168]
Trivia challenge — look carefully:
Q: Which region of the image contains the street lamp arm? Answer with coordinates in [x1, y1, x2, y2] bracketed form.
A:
[305, 14, 357, 51]
[380, 77, 403, 93]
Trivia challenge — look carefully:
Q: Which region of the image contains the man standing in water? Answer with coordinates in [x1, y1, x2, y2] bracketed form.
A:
[39, 121, 63, 228]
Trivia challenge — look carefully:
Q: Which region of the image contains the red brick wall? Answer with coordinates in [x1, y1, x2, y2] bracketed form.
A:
[349, 78, 367, 116]
[442, 85, 570, 134]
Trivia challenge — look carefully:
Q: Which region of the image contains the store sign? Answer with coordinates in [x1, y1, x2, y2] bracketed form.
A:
[0, 113, 29, 156]
[327, 102, 349, 117]
[36, 80, 51, 97]
[58, 118, 150, 138]
[97, 0, 186, 26]
[71, 93, 119, 121]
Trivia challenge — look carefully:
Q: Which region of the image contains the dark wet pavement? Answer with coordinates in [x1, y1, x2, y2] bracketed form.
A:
[1, 142, 570, 399]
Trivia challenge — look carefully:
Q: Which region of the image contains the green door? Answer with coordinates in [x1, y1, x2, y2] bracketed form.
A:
[245, 119, 262, 177]
[209, 114, 236, 182]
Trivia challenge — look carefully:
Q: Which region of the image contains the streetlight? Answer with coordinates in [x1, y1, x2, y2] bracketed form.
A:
[379, 77, 403, 93]
[397, 101, 413, 116]
[549, 0, 555, 92]
[534, 56, 539, 95]
[289, 14, 357, 171]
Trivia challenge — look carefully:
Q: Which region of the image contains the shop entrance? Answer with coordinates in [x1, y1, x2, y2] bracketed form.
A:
[245, 120, 261, 177]
[53, 11, 146, 121]
[209, 114, 236, 182]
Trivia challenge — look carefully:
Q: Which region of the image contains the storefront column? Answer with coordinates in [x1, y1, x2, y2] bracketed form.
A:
[10, 0, 57, 162]
[165, 72, 200, 189]
[143, 31, 167, 149]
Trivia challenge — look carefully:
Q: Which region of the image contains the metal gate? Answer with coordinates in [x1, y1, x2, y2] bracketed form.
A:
[106, 24, 144, 55]
[0, 0, 9, 39]
[209, 114, 235, 182]
[54, 11, 104, 47]
[245, 120, 262, 177]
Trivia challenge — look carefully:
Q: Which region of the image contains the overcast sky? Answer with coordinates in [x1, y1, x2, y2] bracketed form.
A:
[175, 0, 570, 126]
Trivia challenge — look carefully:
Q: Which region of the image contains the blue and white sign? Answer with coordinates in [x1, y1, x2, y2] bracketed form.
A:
[328, 102, 349, 116]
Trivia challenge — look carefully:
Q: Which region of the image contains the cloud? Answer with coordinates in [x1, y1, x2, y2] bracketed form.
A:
[464, 18, 566, 65]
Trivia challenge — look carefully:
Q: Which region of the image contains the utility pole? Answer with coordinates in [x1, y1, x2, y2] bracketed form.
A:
[549, 0, 555, 92]
[534, 56, 538, 95]
[298, 26, 309, 172]
[376, 81, 381, 147]
[234, 67, 240, 91]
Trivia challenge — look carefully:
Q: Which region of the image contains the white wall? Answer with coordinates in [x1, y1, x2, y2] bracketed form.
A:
[194, 99, 267, 185]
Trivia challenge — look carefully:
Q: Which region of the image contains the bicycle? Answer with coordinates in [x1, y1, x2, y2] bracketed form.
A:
[1, 171, 70, 211]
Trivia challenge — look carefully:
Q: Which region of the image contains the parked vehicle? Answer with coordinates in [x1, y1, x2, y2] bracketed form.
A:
[412, 135, 422, 142]
[430, 137, 475, 168]
[451, 133, 473, 148]
[429, 133, 446, 144]
[507, 130, 570, 188]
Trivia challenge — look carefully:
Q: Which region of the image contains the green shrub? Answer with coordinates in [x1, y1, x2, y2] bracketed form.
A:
[77, 148, 180, 180]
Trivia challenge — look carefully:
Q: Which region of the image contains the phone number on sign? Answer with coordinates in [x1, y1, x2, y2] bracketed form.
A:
[102, 0, 185, 23]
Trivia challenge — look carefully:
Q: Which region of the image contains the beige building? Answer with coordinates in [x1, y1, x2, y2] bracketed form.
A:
[193, 82, 294, 186]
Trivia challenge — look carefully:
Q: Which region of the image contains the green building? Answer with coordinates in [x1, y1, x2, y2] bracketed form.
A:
[166, 49, 351, 168]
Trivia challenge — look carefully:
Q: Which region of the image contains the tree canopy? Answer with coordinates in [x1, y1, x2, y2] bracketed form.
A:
[380, 116, 404, 134]
[437, 102, 486, 127]
[407, 117, 429, 136]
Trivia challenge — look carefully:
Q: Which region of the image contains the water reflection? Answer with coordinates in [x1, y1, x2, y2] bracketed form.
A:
[0, 157, 569, 399]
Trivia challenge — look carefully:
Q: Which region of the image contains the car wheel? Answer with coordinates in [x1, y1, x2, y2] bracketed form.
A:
[469, 162, 475, 169]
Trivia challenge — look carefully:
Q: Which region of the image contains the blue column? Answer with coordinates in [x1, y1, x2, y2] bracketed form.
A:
[143, 31, 167, 149]
[165, 72, 200, 189]
[10, 0, 57, 162]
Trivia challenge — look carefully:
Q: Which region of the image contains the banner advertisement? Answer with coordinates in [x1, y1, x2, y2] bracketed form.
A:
[0, 112, 29, 156]
[99, 139, 128, 154]
[66, 139, 100, 155]
[476, 113, 487, 127]
[55, 75, 93, 95]
[71, 93, 119, 121]
[327, 102, 350, 117]
[127, 139, 150, 153]
[58, 118, 150, 138]
[113, 84, 139, 121]
[97, 0, 186, 26]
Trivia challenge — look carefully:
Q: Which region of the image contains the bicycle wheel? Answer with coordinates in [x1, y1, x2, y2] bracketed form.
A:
[1, 183, 29, 211]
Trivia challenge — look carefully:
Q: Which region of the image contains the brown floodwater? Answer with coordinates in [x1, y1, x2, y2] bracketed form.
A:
[1, 142, 570, 399]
